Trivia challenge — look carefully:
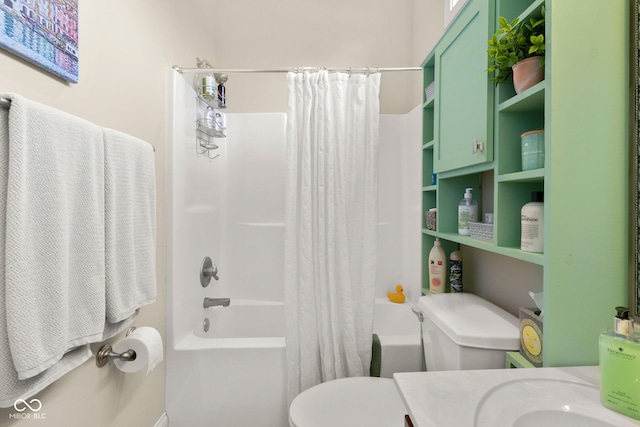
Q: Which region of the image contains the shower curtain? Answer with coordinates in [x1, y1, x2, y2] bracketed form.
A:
[284, 70, 381, 401]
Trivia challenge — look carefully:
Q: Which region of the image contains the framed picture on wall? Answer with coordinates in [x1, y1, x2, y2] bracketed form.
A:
[0, 0, 78, 83]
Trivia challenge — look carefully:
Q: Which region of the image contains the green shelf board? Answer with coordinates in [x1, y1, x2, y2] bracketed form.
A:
[518, 0, 545, 24]
[422, 230, 544, 265]
[423, 140, 435, 149]
[497, 168, 544, 183]
[422, 185, 437, 192]
[436, 163, 495, 180]
[506, 351, 536, 369]
[423, 97, 435, 109]
[421, 51, 435, 68]
[498, 81, 545, 113]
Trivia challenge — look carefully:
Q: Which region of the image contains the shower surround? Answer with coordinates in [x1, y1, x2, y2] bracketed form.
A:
[165, 71, 421, 426]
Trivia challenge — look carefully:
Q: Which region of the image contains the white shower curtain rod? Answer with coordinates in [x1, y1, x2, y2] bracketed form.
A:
[0, 66, 420, 109]
[0, 66, 420, 108]
[172, 65, 422, 74]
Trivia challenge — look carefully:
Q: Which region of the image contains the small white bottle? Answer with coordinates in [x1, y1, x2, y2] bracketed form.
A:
[521, 191, 544, 253]
[205, 107, 215, 128]
[429, 238, 447, 294]
[458, 188, 478, 235]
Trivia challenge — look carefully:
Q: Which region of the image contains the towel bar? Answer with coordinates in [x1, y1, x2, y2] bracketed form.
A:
[96, 326, 137, 367]
[0, 98, 156, 152]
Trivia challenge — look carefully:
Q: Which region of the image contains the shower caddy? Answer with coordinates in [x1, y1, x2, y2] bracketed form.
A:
[173, 59, 424, 161]
[193, 58, 226, 159]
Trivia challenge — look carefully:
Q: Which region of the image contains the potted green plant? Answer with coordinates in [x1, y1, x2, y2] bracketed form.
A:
[487, 7, 545, 94]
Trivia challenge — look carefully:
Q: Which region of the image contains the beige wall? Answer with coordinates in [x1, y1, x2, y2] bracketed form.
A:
[203, 0, 444, 114]
[0, 1, 444, 426]
[0, 1, 215, 426]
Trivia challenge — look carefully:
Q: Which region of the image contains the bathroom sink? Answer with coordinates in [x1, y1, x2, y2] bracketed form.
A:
[394, 367, 640, 427]
[474, 378, 633, 427]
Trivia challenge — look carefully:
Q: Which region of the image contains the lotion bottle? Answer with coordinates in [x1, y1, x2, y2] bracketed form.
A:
[457, 188, 478, 235]
[428, 238, 446, 294]
[599, 307, 640, 420]
[521, 191, 544, 253]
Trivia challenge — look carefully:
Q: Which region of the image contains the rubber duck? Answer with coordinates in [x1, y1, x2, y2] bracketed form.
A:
[387, 285, 405, 304]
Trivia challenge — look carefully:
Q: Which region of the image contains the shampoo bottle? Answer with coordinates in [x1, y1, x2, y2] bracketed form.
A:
[599, 307, 640, 420]
[458, 188, 478, 235]
[449, 247, 463, 293]
[521, 191, 544, 253]
[201, 75, 216, 100]
[428, 238, 446, 294]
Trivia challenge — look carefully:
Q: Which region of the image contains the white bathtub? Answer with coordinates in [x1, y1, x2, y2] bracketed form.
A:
[167, 77, 424, 427]
[166, 299, 422, 427]
[373, 299, 423, 378]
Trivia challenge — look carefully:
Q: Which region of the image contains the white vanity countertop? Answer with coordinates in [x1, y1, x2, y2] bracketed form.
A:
[394, 366, 640, 427]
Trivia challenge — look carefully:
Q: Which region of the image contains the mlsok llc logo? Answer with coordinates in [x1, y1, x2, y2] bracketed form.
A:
[10, 398, 46, 420]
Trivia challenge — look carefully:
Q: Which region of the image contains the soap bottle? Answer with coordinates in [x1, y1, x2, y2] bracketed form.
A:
[599, 307, 640, 420]
[458, 188, 478, 235]
[428, 238, 446, 294]
[521, 191, 544, 253]
[449, 246, 462, 293]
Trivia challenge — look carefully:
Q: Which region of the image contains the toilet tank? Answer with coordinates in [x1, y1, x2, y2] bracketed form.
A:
[418, 293, 519, 371]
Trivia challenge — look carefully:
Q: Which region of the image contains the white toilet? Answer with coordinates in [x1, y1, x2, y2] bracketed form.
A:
[288, 377, 406, 427]
[419, 292, 520, 371]
[288, 292, 520, 427]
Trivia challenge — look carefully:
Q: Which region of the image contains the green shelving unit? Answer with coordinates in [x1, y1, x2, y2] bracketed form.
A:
[420, 0, 630, 366]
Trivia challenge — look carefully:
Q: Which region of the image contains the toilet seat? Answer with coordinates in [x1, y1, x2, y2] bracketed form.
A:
[289, 377, 406, 427]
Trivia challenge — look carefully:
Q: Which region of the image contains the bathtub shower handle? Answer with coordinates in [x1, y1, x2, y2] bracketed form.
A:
[205, 264, 219, 280]
[200, 256, 219, 287]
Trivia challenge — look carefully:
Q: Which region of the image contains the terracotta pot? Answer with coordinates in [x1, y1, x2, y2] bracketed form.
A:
[512, 56, 544, 94]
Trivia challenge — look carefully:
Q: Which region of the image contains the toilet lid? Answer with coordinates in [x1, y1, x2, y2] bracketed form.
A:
[289, 377, 406, 427]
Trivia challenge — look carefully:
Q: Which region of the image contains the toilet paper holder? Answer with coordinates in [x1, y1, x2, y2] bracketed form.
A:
[96, 326, 138, 368]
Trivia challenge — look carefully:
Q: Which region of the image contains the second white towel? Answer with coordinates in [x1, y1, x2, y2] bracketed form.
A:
[104, 128, 157, 323]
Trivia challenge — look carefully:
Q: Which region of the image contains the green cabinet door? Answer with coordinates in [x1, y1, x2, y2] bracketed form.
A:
[434, 0, 494, 173]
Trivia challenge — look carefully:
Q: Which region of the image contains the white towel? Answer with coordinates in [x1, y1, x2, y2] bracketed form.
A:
[3, 94, 106, 380]
[0, 103, 92, 407]
[104, 128, 156, 323]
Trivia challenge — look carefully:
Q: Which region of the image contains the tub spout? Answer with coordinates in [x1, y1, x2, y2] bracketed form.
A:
[203, 297, 231, 308]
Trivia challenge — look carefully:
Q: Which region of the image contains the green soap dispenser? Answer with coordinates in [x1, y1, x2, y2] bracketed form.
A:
[599, 307, 640, 420]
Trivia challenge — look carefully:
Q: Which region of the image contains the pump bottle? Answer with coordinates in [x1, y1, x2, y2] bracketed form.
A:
[599, 307, 640, 420]
[458, 188, 477, 235]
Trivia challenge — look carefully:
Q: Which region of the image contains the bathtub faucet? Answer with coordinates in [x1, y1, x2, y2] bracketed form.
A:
[203, 297, 231, 308]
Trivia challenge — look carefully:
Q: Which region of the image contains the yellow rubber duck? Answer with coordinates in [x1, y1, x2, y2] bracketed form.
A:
[387, 285, 405, 304]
